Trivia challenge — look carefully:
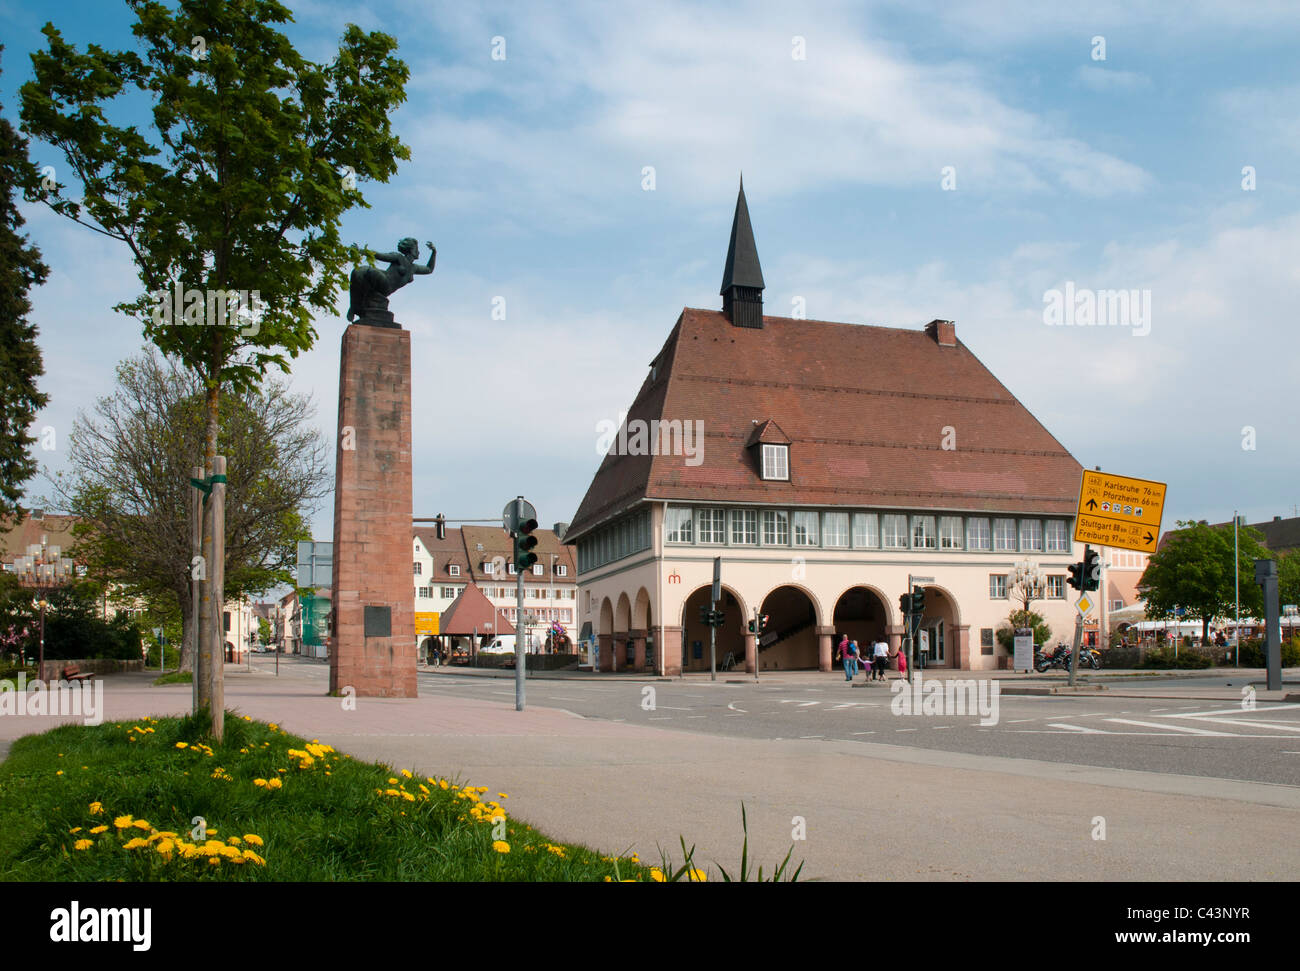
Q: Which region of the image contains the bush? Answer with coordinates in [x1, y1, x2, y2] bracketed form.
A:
[995, 610, 1052, 652]
[1234, 637, 1300, 667]
[143, 644, 182, 669]
[1141, 646, 1211, 669]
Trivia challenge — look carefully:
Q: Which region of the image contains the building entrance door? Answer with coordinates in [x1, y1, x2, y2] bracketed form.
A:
[927, 619, 945, 665]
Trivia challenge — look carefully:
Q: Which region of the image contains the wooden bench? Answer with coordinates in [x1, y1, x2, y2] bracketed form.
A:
[60, 664, 95, 682]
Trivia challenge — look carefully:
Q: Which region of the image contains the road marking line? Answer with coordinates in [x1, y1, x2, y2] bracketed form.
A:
[1165, 715, 1300, 734]
[1150, 708, 1168, 712]
[895, 728, 918, 732]
[657, 705, 693, 711]
[932, 725, 953, 730]
[726, 702, 747, 713]
[1106, 718, 1234, 736]
[799, 735, 824, 739]
[851, 731, 875, 735]
[1047, 723, 1106, 733]
[1007, 718, 1037, 723]
[648, 716, 671, 720]
[1173, 705, 1295, 718]
[685, 715, 706, 719]
[798, 701, 819, 707]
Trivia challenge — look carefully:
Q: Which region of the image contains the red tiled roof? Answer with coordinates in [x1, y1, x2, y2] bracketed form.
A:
[412, 526, 471, 581]
[438, 582, 515, 636]
[567, 308, 1084, 539]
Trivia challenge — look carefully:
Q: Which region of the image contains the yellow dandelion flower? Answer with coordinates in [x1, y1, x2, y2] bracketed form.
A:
[227, 836, 242, 845]
[132, 819, 151, 830]
[113, 815, 134, 829]
[439, 780, 449, 790]
[74, 839, 93, 851]
[243, 834, 263, 846]
[687, 868, 707, 882]
[69, 827, 82, 834]
[649, 868, 665, 882]
[175, 742, 188, 749]
[123, 837, 148, 850]
[89, 825, 108, 835]
[208, 858, 221, 866]
[241, 851, 265, 866]
[498, 792, 508, 799]
[400, 769, 412, 778]
[253, 778, 267, 787]
[492, 841, 510, 854]
[156, 839, 174, 858]
[387, 777, 399, 784]
[267, 778, 282, 789]
[56, 770, 63, 776]
[268, 723, 278, 731]
[88, 802, 103, 815]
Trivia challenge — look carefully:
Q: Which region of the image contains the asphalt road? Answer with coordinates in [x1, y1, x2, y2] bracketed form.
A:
[415, 671, 1300, 787]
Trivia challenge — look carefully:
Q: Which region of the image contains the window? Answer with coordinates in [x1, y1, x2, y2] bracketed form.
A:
[822, 512, 849, 547]
[911, 515, 936, 549]
[730, 509, 758, 545]
[665, 506, 694, 543]
[507, 563, 516, 575]
[440, 587, 457, 599]
[761, 444, 789, 480]
[938, 516, 963, 550]
[992, 518, 1017, 551]
[532, 563, 544, 575]
[1046, 576, 1065, 599]
[417, 586, 431, 599]
[449, 564, 460, 577]
[1111, 599, 1124, 611]
[1019, 519, 1043, 552]
[762, 510, 789, 545]
[413, 562, 422, 575]
[966, 518, 991, 551]
[989, 574, 1008, 598]
[881, 514, 908, 549]
[1045, 520, 1068, 552]
[792, 510, 819, 547]
[556, 565, 567, 577]
[697, 508, 726, 544]
[483, 560, 495, 574]
[852, 513, 878, 548]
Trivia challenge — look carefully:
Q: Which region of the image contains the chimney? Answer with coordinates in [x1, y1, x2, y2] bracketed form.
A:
[925, 319, 956, 346]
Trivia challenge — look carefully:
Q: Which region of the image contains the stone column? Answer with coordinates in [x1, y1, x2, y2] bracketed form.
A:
[330, 324, 416, 698]
[598, 634, 613, 673]
[887, 624, 904, 669]
[953, 624, 971, 670]
[660, 625, 683, 676]
[629, 628, 646, 671]
[817, 625, 835, 672]
[744, 631, 757, 674]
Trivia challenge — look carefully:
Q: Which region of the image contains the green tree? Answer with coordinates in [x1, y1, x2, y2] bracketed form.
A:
[257, 616, 271, 646]
[0, 48, 51, 527]
[1138, 520, 1270, 643]
[996, 609, 1052, 652]
[48, 349, 329, 673]
[20, 0, 410, 736]
[1277, 551, 1300, 614]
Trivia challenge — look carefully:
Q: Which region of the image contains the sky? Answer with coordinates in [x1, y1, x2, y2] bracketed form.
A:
[4, 0, 1299, 553]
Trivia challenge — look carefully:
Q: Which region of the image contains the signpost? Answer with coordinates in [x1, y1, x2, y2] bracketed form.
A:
[504, 497, 537, 711]
[1073, 469, 1167, 554]
[1013, 627, 1033, 672]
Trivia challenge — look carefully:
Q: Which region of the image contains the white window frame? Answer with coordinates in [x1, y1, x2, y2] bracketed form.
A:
[966, 518, 991, 551]
[792, 510, 819, 547]
[1046, 576, 1065, 599]
[761, 444, 789, 481]
[938, 516, 963, 550]
[696, 507, 726, 544]
[822, 511, 849, 548]
[992, 518, 1017, 552]
[852, 513, 879, 548]
[762, 509, 789, 546]
[449, 564, 460, 577]
[730, 509, 758, 545]
[665, 506, 694, 544]
[881, 514, 908, 549]
[1045, 520, 1068, 552]
[989, 574, 1008, 599]
[911, 515, 937, 550]
[507, 562, 517, 575]
[1019, 519, 1043, 552]
[532, 563, 544, 576]
[483, 561, 495, 575]
[413, 561, 422, 575]
[556, 564, 567, 577]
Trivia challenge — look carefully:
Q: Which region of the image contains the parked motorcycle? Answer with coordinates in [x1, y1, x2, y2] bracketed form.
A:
[1035, 642, 1074, 672]
[1080, 645, 1102, 670]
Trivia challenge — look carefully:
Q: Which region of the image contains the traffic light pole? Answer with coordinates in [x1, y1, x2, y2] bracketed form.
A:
[709, 594, 718, 682]
[752, 608, 760, 682]
[514, 498, 527, 712]
[1067, 543, 1092, 688]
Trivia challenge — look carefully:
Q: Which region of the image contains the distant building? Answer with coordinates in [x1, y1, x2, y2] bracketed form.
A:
[566, 181, 1088, 674]
[411, 523, 577, 657]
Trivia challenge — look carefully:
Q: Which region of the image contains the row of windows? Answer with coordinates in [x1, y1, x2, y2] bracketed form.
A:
[578, 508, 653, 573]
[665, 506, 1071, 553]
[415, 560, 568, 578]
[416, 585, 577, 601]
[990, 575, 1067, 599]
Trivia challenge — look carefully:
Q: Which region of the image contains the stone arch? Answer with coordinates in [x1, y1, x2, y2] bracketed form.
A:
[678, 584, 748, 673]
[632, 587, 652, 631]
[757, 584, 821, 671]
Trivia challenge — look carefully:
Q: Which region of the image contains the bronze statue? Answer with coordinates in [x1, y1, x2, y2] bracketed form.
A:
[347, 238, 436, 327]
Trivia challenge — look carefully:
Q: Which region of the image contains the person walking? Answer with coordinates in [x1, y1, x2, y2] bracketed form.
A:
[836, 635, 856, 681]
[872, 639, 888, 681]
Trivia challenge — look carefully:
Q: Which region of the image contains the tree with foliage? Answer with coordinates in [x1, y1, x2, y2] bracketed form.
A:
[1277, 550, 1300, 614]
[996, 609, 1052, 652]
[257, 616, 271, 646]
[0, 48, 51, 528]
[47, 348, 329, 674]
[20, 0, 411, 736]
[1138, 520, 1270, 643]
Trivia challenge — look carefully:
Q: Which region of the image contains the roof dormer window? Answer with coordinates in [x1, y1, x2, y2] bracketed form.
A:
[761, 444, 788, 481]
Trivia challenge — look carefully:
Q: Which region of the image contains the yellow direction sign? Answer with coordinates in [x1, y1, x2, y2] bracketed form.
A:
[415, 611, 440, 636]
[1074, 470, 1167, 553]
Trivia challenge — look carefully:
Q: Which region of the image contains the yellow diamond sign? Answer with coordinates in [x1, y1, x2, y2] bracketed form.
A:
[1076, 594, 1094, 616]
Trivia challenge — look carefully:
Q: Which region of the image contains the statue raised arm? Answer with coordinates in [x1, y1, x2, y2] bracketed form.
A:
[346, 237, 436, 327]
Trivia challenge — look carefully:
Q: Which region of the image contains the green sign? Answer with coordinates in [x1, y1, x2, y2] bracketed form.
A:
[301, 595, 330, 647]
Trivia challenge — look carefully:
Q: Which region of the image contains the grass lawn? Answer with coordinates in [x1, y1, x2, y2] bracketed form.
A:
[0, 713, 746, 881]
[152, 671, 192, 686]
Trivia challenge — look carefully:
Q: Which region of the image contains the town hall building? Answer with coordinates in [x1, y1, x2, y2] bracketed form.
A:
[565, 181, 1087, 675]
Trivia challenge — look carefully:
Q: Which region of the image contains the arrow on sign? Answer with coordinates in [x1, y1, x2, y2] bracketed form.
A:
[1086, 498, 1098, 511]
[1144, 531, 1154, 546]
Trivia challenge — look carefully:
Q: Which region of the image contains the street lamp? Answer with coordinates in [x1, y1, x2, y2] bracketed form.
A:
[12, 539, 76, 682]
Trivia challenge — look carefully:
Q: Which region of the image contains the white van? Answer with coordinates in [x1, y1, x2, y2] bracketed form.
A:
[480, 636, 516, 654]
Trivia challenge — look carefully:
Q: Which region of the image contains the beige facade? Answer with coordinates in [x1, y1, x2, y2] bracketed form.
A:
[579, 503, 1086, 674]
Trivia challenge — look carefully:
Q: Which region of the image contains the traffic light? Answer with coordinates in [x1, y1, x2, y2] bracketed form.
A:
[513, 517, 539, 572]
[713, 609, 725, 628]
[1083, 548, 1101, 591]
[700, 604, 710, 626]
[434, 514, 446, 540]
[758, 613, 768, 634]
[910, 586, 926, 616]
[1066, 561, 1083, 591]
[899, 593, 911, 619]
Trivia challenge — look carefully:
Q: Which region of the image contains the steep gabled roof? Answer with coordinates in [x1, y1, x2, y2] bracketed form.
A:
[719, 178, 765, 293]
[439, 582, 515, 636]
[566, 308, 1084, 540]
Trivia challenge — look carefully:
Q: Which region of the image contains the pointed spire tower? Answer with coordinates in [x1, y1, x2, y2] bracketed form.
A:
[720, 175, 765, 329]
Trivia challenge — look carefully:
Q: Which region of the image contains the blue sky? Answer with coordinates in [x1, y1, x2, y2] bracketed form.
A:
[4, 0, 1299, 548]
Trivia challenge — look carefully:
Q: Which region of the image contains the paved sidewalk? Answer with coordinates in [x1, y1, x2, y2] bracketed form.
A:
[2, 667, 1298, 880]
